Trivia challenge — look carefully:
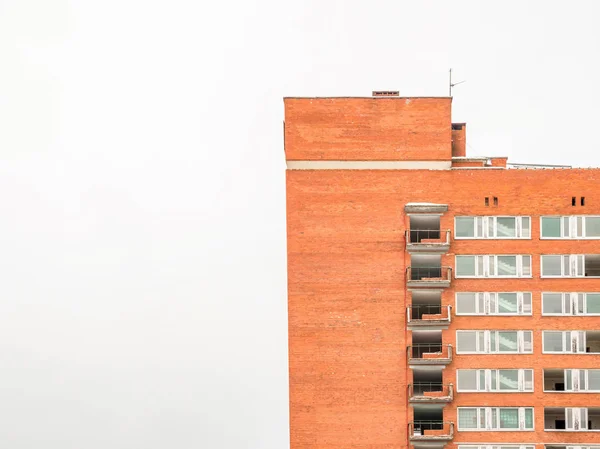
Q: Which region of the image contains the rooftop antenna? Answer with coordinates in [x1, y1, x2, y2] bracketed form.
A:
[449, 68, 466, 96]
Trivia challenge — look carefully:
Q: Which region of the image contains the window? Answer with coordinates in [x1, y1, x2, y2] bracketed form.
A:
[456, 293, 477, 314]
[498, 256, 517, 275]
[497, 217, 515, 237]
[456, 217, 476, 238]
[541, 255, 563, 276]
[457, 407, 534, 431]
[586, 217, 600, 237]
[498, 331, 518, 352]
[456, 256, 476, 276]
[541, 255, 584, 277]
[499, 408, 518, 429]
[457, 369, 534, 392]
[457, 369, 478, 391]
[542, 217, 562, 237]
[544, 331, 567, 352]
[541, 216, 600, 239]
[455, 255, 532, 278]
[458, 408, 479, 429]
[542, 293, 600, 316]
[456, 330, 533, 354]
[543, 293, 566, 314]
[499, 370, 519, 390]
[588, 370, 600, 391]
[456, 292, 532, 315]
[587, 294, 600, 313]
[524, 408, 534, 429]
[542, 330, 586, 353]
[455, 216, 531, 239]
[457, 331, 478, 352]
[498, 293, 517, 313]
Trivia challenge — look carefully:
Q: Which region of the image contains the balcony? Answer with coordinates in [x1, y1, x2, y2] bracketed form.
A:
[408, 344, 453, 367]
[544, 407, 600, 431]
[407, 305, 452, 329]
[407, 267, 452, 288]
[406, 229, 451, 253]
[544, 368, 600, 392]
[408, 421, 454, 442]
[409, 383, 454, 403]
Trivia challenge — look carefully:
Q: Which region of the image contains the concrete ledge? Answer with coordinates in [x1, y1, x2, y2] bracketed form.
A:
[406, 243, 450, 253]
[407, 280, 451, 289]
[405, 203, 448, 214]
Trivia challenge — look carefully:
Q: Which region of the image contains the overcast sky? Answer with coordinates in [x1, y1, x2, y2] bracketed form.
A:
[1, 1, 600, 448]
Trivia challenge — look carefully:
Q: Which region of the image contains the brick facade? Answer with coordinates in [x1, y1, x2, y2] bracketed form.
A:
[285, 96, 600, 449]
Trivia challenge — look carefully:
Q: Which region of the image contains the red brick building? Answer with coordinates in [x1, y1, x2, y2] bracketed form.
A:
[285, 93, 600, 449]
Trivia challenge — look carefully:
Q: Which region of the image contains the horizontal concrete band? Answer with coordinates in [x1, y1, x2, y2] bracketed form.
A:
[286, 160, 452, 170]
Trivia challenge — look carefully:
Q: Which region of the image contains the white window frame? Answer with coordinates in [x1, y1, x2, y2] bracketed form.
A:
[457, 407, 534, 431]
[542, 293, 600, 316]
[541, 215, 600, 239]
[542, 330, 587, 354]
[456, 292, 532, 316]
[456, 330, 533, 354]
[456, 369, 534, 392]
[455, 216, 531, 240]
[540, 254, 585, 278]
[455, 255, 532, 278]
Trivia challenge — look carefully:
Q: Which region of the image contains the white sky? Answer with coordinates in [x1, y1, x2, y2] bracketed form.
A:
[0, 1, 599, 448]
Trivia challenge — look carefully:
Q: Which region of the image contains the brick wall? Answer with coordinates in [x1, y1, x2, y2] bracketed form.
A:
[452, 124, 466, 157]
[287, 168, 600, 449]
[284, 97, 452, 161]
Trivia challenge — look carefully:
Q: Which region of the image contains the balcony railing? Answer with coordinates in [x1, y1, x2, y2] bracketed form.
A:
[406, 266, 452, 288]
[407, 344, 453, 365]
[407, 304, 452, 325]
[408, 383, 454, 402]
[408, 421, 454, 440]
[406, 229, 451, 244]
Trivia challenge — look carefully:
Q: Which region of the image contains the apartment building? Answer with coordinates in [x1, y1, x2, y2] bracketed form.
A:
[285, 93, 600, 449]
